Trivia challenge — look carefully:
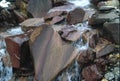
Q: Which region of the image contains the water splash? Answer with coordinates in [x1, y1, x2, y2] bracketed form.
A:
[0, 0, 10, 7]
[54, 60, 81, 81]
[6, 26, 24, 35]
[68, 0, 90, 8]
[0, 49, 13, 81]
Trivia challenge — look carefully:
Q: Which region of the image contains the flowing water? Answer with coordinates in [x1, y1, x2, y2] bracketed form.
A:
[54, 0, 92, 81]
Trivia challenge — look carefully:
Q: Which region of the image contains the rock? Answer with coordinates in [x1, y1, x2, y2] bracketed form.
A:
[60, 26, 87, 42]
[83, 9, 96, 21]
[98, 6, 115, 12]
[49, 16, 65, 25]
[82, 64, 103, 81]
[20, 18, 45, 32]
[13, 10, 26, 23]
[88, 11, 119, 26]
[104, 18, 120, 44]
[29, 25, 78, 81]
[94, 58, 107, 72]
[5, 33, 33, 68]
[77, 49, 95, 65]
[27, 0, 52, 17]
[52, 24, 66, 32]
[67, 7, 85, 25]
[44, 11, 65, 20]
[82, 30, 99, 48]
[48, 3, 75, 13]
[104, 72, 114, 80]
[95, 38, 115, 58]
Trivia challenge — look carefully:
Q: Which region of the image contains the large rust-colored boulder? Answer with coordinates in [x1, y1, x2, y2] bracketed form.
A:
[29, 25, 78, 81]
[95, 38, 115, 58]
[82, 64, 103, 81]
[5, 34, 33, 68]
[67, 7, 85, 25]
[20, 18, 45, 32]
[27, 0, 52, 17]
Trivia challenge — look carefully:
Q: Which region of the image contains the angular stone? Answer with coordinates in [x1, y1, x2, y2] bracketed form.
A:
[49, 16, 65, 25]
[5, 33, 32, 68]
[67, 7, 85, 25]
[20, 18, 45, 32]
[27, 0, 52, 17]
[77, 49, 95, 65]
[95, 38, 115, 58]
[98, 6, 115, 12]
[60, 26, 81, 42]
[29, 25, 78, 81]
[82, 30, 99, 48]
[104, 18, 120, 44]
[44, 11, 65, 20]
[48, 4, 75, 13]
[88, 11, 119, 26]
[82, 64, 103, 81]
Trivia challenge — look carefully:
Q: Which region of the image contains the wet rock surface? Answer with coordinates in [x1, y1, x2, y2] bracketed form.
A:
[67, 7, 85, 25]
[0, 0, 120, 81]
[30, 26, 78, 81]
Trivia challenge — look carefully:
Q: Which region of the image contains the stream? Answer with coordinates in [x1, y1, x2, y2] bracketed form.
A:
[0, 0, 119, 81]
[0, 0, 92, 81]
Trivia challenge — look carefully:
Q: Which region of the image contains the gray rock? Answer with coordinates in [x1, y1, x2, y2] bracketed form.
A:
[104, 18, 120, 44]
[89, 11, 119, 26]
[105, 72, 114, 80]
[27, 0, 52, 18]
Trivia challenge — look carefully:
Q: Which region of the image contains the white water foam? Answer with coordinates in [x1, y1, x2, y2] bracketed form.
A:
[0, 0, 10, 7]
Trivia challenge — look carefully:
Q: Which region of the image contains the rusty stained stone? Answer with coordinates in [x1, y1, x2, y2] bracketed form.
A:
[20, 18, 45, 32]
[95, 38, 115, 58]
[77, 49, 95, 65]
[29, 26, 78, 81]
[67, 7, 85, 25]
[82, 64, 103, 81]
[5, 34, 30, 68]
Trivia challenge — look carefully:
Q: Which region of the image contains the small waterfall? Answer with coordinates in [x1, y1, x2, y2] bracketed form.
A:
[54, 60, 81, 81]
[0, 48, 13, 81]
